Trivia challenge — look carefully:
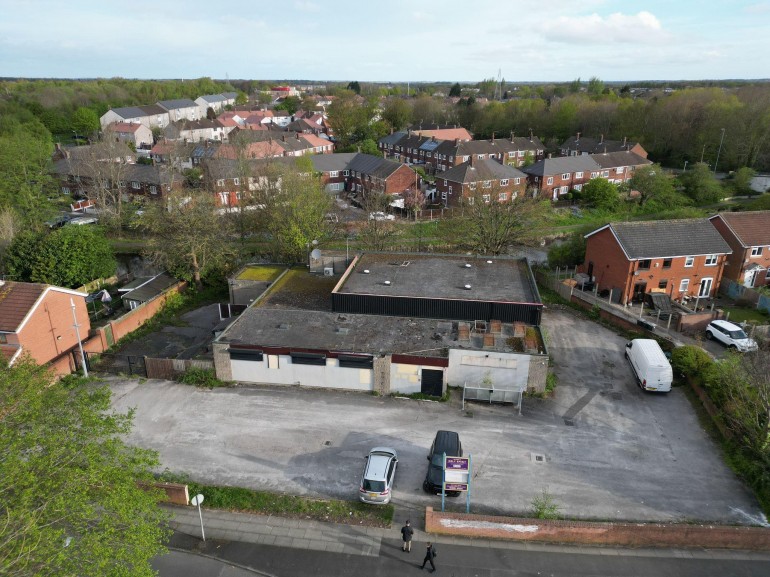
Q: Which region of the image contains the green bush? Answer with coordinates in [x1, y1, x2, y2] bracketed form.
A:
[178, 367, 227, 388]
[530, 487, 561, 520]
[670, 345, 713, 378]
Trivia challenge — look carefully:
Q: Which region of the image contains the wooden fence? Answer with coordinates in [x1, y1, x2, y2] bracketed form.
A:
[144, 358, 215, 381]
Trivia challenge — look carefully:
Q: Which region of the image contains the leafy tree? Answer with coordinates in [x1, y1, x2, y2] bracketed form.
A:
[274, 95, 301, 115]
[580, 178, 620, 211]
[403, 186, 426, 220]
[568, 78, 582, 93]
[587, 76, 605, 97]
[748, 194, 770, 210]
[0, 360, 170, 577]
[142, 191, 238, 289]
[679, 162, 724, 204]
[4, 226, 116, 287]
[235, 90, 248, 105]
[327, 90, 371, 149]
[346, 80, 361, 95]
[381, 98, 412, 131]
[629, 164, 682, 210]
[547, 231, 587, 267]
[70, 107, 99, 137]
[206, 106, 217, 120]
[459, 186, 548, 255]
[732, 166, 757, 195]
[449, 83, 462, 97]
[357, 138, 381, 156]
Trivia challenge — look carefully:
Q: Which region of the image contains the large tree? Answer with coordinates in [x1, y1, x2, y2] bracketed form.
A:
[381, 98, 412, 131]
[3, 225, 116, 287]
[679, 162, 724, 204]
[580, 178, 620, 211]
[457, 187, 548, 255]
[0, 360, 170, 577]
[628, 164, 683, 210]
[142, 190, 238, 290]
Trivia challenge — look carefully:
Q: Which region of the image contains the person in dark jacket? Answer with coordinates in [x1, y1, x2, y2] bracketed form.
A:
[400, 520, 414, 552]
[420, 541, 436, 572]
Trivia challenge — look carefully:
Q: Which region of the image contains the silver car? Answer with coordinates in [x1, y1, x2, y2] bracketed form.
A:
[705, 320, 758, 352]
[359, 447, 398, 504]
[68, 216, 99, 226]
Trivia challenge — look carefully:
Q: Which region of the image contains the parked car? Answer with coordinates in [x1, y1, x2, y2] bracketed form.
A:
[368, 211, 395, 221]
[359, 447, 398, 504]
[423, 430, 462, 496]
[68, 216, 99, 226]
[705, 320, 758, 352]
[44, 214, 72, 229]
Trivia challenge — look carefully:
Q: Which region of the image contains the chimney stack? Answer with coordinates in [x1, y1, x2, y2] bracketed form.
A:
[470, 155, 475, 167]
[623, 136, 627, 148]
[510, 131, 515, 143]
[529, 128, 533, 142]
[491, 132, 495, 143]
[599, 134, 604, 144]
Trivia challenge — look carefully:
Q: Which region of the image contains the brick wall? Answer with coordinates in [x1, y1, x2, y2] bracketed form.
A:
[425, 507, 770, 550]
[106, 282, 186, 342]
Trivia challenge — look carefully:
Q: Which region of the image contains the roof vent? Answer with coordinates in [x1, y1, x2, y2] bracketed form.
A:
[363, 269, 370, 274]
[384, 280, 391, 286]
[464, 263, 472, 268]
[277, 323, 290, 330]
[464, 284, 472, 290]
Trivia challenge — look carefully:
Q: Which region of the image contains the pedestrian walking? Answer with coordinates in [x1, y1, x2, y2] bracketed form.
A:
[400, 520, 413, 552]
[420, 541, 436, 572]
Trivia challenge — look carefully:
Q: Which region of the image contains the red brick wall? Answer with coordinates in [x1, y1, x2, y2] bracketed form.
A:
[582, 228, 632, 302]
[425, 507, 770, 550]
[384, 164, 417, 194]
[711, 217, 770, 287]
[107, 282, 186, 342]
[17, 290, 91, 366]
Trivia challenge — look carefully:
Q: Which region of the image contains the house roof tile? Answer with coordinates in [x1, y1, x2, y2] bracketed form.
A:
[437, 158, 526, 183]
[0, 282, 47, 332]
[710, 211, 770, 247]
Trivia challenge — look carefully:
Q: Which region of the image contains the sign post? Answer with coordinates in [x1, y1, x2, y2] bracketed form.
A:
[190, 493, 206, 541]
[442, 454, 472, 513]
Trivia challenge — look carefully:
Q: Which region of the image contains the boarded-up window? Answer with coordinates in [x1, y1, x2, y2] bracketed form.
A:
[229, 348, 263, 362]
[338, 354, 374, 369]
[290, 352, 326, 366]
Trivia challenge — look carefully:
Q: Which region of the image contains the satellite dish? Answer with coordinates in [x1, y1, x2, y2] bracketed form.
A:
[191, 494, 204, 506]
[310, 248, 321, 260]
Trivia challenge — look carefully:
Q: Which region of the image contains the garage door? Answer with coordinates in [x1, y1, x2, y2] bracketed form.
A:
[421, 369, 443, 397]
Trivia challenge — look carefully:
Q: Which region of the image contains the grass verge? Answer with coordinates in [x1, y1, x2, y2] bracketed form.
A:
[160, 473, 394, 527]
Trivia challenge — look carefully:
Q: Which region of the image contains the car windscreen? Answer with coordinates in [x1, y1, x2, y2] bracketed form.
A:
[430, 454, 445, 467]
[362, 479, 385, 492]
[727, 329, 748, 339]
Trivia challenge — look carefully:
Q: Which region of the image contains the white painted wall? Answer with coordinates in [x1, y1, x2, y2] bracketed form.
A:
[230, 355, 373, 391]
[390, 363, 427, 394]
[446, 349, 530, 390]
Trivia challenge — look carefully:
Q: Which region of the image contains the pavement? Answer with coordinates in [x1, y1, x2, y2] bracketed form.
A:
[157, 505, 770, 577]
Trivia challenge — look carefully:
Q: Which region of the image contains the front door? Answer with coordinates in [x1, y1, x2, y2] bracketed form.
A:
[632, 282, 647, 302]
[699, 277, 713, 297]
[743, 269, 757, 288]
[421, 369, 443, 397]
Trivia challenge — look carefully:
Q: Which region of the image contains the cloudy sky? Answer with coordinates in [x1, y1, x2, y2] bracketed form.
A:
[1, 0, 768, 82]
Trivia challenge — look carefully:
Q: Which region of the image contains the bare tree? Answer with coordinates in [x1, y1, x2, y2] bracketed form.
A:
[359, 192, 399, 251]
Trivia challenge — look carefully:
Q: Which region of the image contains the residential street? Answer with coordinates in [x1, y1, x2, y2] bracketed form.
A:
[109, 309, 763, 524]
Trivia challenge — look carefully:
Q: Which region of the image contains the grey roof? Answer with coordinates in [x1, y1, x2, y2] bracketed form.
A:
[437, 158, 526, 184]
[379, 131, 408, 146]
[590, 151, 651, 169]
[561, 136, 642, 155]
[522, 156, 602, 177]
[157, 98, 198, 111]
[309, 152, 358, 173]
[122, 272, 179, 303]
[110, 106, 146, 119]
[138, 104, 168, 116]
[347, 154, 404, 179]
[338, 254, 537, 303]
[198, 93, 228, 104]
[122, 164, 181, 185]
[595, 220, 733, 260]
[222, 92, 237, 100]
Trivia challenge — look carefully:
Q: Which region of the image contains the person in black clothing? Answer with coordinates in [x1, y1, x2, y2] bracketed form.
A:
[400, 520, 413, 552]
[420, 541, 436, 572]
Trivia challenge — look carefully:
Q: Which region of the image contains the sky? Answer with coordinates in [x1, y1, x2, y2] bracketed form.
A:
[1, 0, 769, 82]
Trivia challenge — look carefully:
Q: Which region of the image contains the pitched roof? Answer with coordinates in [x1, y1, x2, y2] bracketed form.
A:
[561, 136, 641, 155]
[347, 154, 405, 179]
[379, 131, 408, 146]
[522, 156, 602, 177]
[412, 127, 473, 141]
[107, 122, 144, 133]
[138, 104, 168, 116]
[121, 273, 179, 304]
[0, 282, 86, 333]
[309, 152, 358, 173]
[157, 98, 198, 110]
[437, 158, 526, 184]
[710, 211, 770, 247]
[590, 150, 652, 169]
[590, 219, 732, 260]
[198, 93, 228, 104]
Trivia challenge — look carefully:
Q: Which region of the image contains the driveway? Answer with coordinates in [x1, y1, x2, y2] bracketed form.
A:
[109, 309, 763, 525]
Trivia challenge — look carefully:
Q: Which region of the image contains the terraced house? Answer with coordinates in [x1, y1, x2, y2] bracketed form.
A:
[434, 157, 527, 207]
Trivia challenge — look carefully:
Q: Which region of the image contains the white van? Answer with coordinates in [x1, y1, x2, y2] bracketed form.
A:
[624, 339, 673, 393]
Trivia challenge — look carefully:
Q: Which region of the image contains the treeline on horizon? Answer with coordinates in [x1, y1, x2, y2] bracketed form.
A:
[1, 76, 769, 175]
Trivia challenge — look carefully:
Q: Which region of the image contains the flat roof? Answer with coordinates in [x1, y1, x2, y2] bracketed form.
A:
[221, 308, 541, 356]
[335, 254, 538, 304]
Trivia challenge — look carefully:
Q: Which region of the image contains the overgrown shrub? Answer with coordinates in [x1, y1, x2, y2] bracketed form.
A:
[178, 367, 227, 388]
[670, 345, 713, 378]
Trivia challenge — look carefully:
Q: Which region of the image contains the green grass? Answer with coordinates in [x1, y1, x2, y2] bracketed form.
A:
[160, 474, 394, 527]
[721, 306, 769, 325]
[236, 265, 285, 281]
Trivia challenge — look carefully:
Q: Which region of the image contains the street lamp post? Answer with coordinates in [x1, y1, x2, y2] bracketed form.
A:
[683, 160, 688, 172]
[70, 298, 88, 378]
[714, 128, 726, 175]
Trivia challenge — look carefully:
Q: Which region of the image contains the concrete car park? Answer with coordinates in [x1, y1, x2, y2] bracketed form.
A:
[109, 309, 763, 525]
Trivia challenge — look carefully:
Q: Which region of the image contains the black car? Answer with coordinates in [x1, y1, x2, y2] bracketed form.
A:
[423, 430, 463, 496]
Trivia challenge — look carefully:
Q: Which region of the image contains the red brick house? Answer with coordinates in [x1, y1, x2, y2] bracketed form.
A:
[560, 134, 648, 158]
[435, 158, 527, 207]
[581, 219, 732, 305]
[0, 281, 89, 375]
[709, 211, 770, 288]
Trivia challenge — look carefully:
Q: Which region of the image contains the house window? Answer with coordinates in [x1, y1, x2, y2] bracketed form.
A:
[562, 173, 570, 180]
[518, 151, 525, 158]
[477, 154, 485, 159]
[0, 333, 7, 344]
[119, 181, 126, 187]
[233, 178, 240, 186]
[427, 152, 432, 158]
[684, 256, 694, 267]
[679, 279, 690, 292]
[751, 246, 763, 257]
[131, 181, 140, 189]
[573, 184, 582, 191]
[482, 194, 491, 203]
[449, 156, 454, 162]
[658, 280, 668, 290]
[590, 172, 598, 178]
[218, 192, 228, 205]
[616, 167, 625, 174]
[500, 179, 509, 186]
[482, 180, 491, 188]
[343, 170, 349, 176]
[575, 171, 583, 178]
[149, 185, 158, 195]
[638, 260, 651, 270]
[61, 186, 70, 194]
[444, 179, 448, 186]
[514, 178, 520, 185]
[467, 197, 475, 205]
[469, 182, 476, 189]
[546, 177, 553, 185]
[462, 156, 469, 162]
[499, 192, 508, 201]
[216, 179, 225, 186]
[704, 254, 718, 266]
[662, 258, 672, 269]
[448, 186, 453, 194]
[329, 170, 339, 178]
[766, 268, 770, 280]
[601, 170, 610, 177]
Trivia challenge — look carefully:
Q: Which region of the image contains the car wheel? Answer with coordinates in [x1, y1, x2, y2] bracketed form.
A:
[728, 344, 736, 350]
[705, 331, 713, 340]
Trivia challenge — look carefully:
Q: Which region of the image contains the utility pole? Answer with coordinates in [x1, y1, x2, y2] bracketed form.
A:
[714, 128, 726, 175]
